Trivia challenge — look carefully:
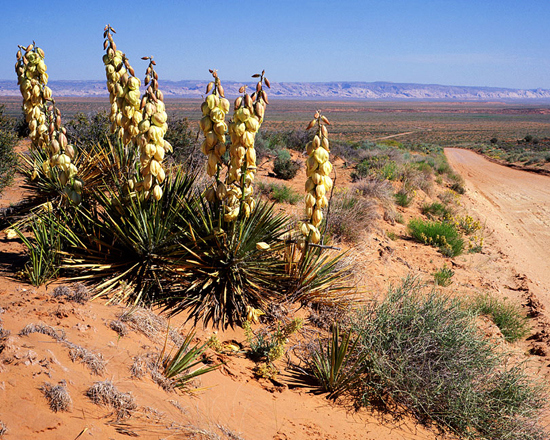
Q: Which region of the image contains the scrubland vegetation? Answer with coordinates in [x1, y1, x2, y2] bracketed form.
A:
[0, 29, 547, 440]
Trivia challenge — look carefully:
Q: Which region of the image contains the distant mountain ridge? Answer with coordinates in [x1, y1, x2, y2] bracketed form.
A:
[1, 79, 550, 100]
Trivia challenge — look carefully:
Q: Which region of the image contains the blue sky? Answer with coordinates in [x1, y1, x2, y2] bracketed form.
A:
[2, 0, 549, 89]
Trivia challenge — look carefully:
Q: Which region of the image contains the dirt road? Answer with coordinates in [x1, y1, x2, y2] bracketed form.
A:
[445, 148, 550, 309]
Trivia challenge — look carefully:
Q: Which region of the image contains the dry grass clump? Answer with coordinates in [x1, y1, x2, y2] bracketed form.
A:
[119, 307, 182, 344]
[109, 319, 129, 337]
[67, 343, 106, 375]
[40, 381, 72, 412]
[129, 354, 175, 392]
[326, 189, 379, 242]
[353, 177, 394, 205]
[86, 380, 136, 420]
[0, 421, 6, 436]
[52, 283, 89, 303]
[19, 323, 66, 341]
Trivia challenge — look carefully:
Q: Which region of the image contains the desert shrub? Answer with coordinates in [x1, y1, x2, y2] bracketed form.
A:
[394, 189, 414, 207]
[421, 202, 451, 219]
[352, 177, 393, 205]
[351, 156, 399, 182]
[325, 189, 378, 242]
[245, 318, 303, 379]
[65, 111, 115, 151]
[272, 149, 300, 180]
[450, 182, 466, 194]
[0, 106, 18, 196]
[245, 318, 303, 363]
[164, 117, 202, 170]
[433, 264, 454, 287]
[408, 218, 464, 257]
[351, 278, 547, 440]
[256, 181, 301, 204]
[470, 294, 530, 343]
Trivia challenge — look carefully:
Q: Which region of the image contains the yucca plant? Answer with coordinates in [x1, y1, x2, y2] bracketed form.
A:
[60, 168, 195, 304]
[156, 198, 290, 328]
[286, 243, 356, 307]
[161, 330, 220, 390]
[14, 209, 75, 286]
[302, 323, 367, 399]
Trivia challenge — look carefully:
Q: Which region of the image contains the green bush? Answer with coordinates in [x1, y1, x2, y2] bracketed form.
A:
[351, 278, 547, 440]
[421, 202, 451, 219]
[256, 181, 301, 204]
[0, 105, 18, 196]
[66, 111, 115, 151]
[433, 264, 454, 287]
[408, 218, 464, 257]
[272, 149, 300, 180]
[470, 294, 530, 343]
[164, 117, 202, 170]
[394, 189, 414, 207]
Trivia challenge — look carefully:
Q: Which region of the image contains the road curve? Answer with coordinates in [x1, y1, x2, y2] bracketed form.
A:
[445, 148, 550, 308]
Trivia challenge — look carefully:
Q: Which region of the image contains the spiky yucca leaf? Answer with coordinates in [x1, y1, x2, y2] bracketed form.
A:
[156, 199, 290, 328]
[304, 323, 367, 399]
[162, 330, 220, 389]
[286, 243, 356, 307]
[60, 168, 195, 304]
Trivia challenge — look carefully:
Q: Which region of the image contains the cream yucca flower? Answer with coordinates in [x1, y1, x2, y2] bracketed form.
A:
[15, 43, 82, 203]
[134, 56, 170, 201]
[300, 111, 333, 244]
[224, 70, 270, 221]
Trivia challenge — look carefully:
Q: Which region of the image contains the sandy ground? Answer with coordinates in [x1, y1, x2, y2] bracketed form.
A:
[0, 146, 549, 439]
[446, 148, 550, 310]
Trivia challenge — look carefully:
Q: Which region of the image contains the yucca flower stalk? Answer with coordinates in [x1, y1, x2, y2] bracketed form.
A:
[300, 111, 333, 244]
[134, 56, 171, 201]
[16, 43, 81, 203]
[199, 69, 229, 182]
[225, 71, 270, 221]
[102, 24, 140, 143]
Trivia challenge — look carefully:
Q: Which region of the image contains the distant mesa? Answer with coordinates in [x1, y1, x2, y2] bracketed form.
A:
[0, 80, 549, 101]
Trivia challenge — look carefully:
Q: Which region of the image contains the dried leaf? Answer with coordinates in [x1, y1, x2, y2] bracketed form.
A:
[140, 96, 147, 109]
[103, 40, 108, 50]
[261, 69, 265, 76]
[256, 81, 262, 92]
[154, 71, 159, 80]
[244, 94, 251, 108]
[234, 96, 242, 108]
[218, 85, 225, 97]
[251, 74, 261, 78]
[151, 60, 156, 65]
[314, 111, 320, 119]
[209, 69, 214, 73]
[239, 85, 246, 94]
[264, 77, 271, 88]
[206, 81, 214, 94]
[261, 90, 269, 104]
[112, 42, 117, 52]
[104, 24, 109, 31]
[306, 119, 316, 130]
[128, 66, 135, 77]
[141, 56, 149, 60]
[321, 115, 330, 125]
